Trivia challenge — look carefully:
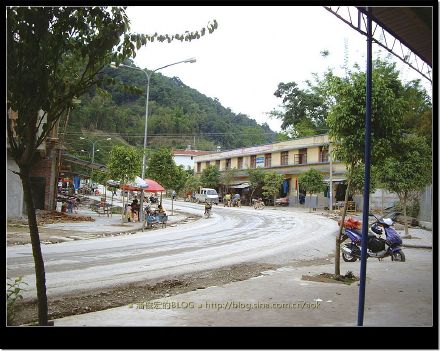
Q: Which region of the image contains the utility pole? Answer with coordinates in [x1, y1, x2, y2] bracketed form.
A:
[329, 143, 333, 212]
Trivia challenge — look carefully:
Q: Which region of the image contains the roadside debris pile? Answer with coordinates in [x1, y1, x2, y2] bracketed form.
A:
[36, 210, 95, 225]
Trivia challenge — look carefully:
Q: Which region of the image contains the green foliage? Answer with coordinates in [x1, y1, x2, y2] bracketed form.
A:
[91, 169, 111, 185]
[200, 165, 221, 189]
[271, 76, 330, 137]
[327, 60, 406, 166]
[378, 134, 432, 196]
[248, 168, 266, 197]
[221, 168, 238, 191]
[107, 145, 142, 183]
[184, 175, 201, 194]
[67, 63, 277, 151]
[7, 277, 28, 325]
[262, 172, 284, 203]
[171, 165, 189, 194]
[401, 80, 432, 145]
[348, 164, 378, 195]
[298, 169, 326, 195]
[145, 148, 176, 190]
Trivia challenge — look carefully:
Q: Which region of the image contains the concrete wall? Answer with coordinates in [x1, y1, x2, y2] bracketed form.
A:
[174, 155, 194, 169]
[7, 155, 24, 218]
[418, 185, 432, 222]
[354, 189, 399, 212]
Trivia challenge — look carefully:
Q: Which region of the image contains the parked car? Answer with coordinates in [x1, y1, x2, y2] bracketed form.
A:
[194, 188, 219, 205]
[275, 196, 289, 206]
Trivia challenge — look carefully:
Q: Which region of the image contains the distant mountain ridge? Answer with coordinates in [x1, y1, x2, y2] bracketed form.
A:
[66, 61, 277, 154]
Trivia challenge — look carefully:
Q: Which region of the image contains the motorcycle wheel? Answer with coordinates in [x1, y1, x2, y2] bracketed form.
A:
[342, 251, 357, 262]
[391, 251, 405, 262]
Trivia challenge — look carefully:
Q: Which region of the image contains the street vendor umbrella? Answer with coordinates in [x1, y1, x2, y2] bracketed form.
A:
[120, 183, 149, 192]
[143, 178, 165, 192]
[120, 178, 165, 192]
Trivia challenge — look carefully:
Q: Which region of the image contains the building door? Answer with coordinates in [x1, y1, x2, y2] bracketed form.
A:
[335, 183, 347, 201]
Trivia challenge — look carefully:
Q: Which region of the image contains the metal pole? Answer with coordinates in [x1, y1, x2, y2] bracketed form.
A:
[329, 142, 333, 212]
[114, 59, 195, 230]
[92, 142, 95, 164]
[357, 6, 373, 327]
[140, 72, 150, 231]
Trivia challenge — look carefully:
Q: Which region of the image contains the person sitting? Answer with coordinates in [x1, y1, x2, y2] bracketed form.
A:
[131, 198, 139, 222]
[125, 204, 133, 222]
[204, 200, 212, 214]
[157, 204, 165, 214]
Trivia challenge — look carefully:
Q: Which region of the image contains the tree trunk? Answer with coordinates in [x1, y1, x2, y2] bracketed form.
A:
[19, 169, 49, 325]
[402, 194, 411, 238]
[309, 194, 312, 212]
[335, 177, 352, 276]
[273, 194, 276, 207]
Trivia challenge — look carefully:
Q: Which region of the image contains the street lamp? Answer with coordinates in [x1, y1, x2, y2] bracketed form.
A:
[79, 137, 111, 163]
[111, 58, 196, 226]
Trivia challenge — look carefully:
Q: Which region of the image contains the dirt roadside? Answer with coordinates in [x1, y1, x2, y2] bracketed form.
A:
[11, 256, 333, 326]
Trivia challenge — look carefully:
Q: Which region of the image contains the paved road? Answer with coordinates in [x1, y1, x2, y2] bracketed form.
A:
[7, 201, 338, 299]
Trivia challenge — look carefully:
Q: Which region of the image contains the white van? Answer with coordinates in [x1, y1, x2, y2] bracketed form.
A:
[195, 188, 219, 205]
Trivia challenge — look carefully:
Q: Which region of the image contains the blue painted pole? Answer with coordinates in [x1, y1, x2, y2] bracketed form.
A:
[357, 6, 373, 326]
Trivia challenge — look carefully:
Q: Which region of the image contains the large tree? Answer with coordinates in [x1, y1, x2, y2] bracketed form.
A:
[326, 59, 407, 276]
[271, 73, 331, 138]
[7, 6, 217, 325]
[378, 135, 432, 238]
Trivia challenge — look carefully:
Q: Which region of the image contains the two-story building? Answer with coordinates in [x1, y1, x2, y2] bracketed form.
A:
[194, 134, 347, 207]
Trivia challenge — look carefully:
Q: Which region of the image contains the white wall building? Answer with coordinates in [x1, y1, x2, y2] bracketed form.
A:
[173, 149, 212, 170]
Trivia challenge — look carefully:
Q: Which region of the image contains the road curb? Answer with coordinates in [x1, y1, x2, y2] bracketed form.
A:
[402, 244, 432, 249]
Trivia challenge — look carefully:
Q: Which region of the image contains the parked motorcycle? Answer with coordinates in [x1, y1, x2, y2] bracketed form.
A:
[341, 213, 405, 262]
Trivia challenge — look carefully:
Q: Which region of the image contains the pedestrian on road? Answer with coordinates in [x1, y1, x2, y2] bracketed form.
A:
[67, 198, 73, 213]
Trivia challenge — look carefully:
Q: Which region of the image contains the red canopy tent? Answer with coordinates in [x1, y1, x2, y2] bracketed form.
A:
[120, 178, 165, 192]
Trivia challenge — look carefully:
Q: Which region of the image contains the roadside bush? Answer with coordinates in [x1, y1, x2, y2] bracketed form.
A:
[7, 276, 28, 325]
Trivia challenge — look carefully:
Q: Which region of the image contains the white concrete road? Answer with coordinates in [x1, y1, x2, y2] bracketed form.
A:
[7, 201, 338, 299]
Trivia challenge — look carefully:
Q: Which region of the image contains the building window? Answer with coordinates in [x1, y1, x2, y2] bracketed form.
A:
[191, 156, 193, 160]
[250, 155, 256, 169]
[225, 158, 231, 170]
[216, 160, 220, 170]
[281, 151, 289, 166]
[197, 162, 201, 173]
[237, 157, 243, 169]
[294, 148, 307, 164]
[264, 153, 271, 167]
[319, 146, 329, 162]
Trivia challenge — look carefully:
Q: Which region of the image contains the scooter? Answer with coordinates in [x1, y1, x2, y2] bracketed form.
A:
[341, 213, 405, 262]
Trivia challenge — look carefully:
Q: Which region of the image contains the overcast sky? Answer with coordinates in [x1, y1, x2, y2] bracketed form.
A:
[124, 6, 431, 133]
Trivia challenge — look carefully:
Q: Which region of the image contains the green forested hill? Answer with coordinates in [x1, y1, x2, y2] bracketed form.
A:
[63, 61, 277, 164]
